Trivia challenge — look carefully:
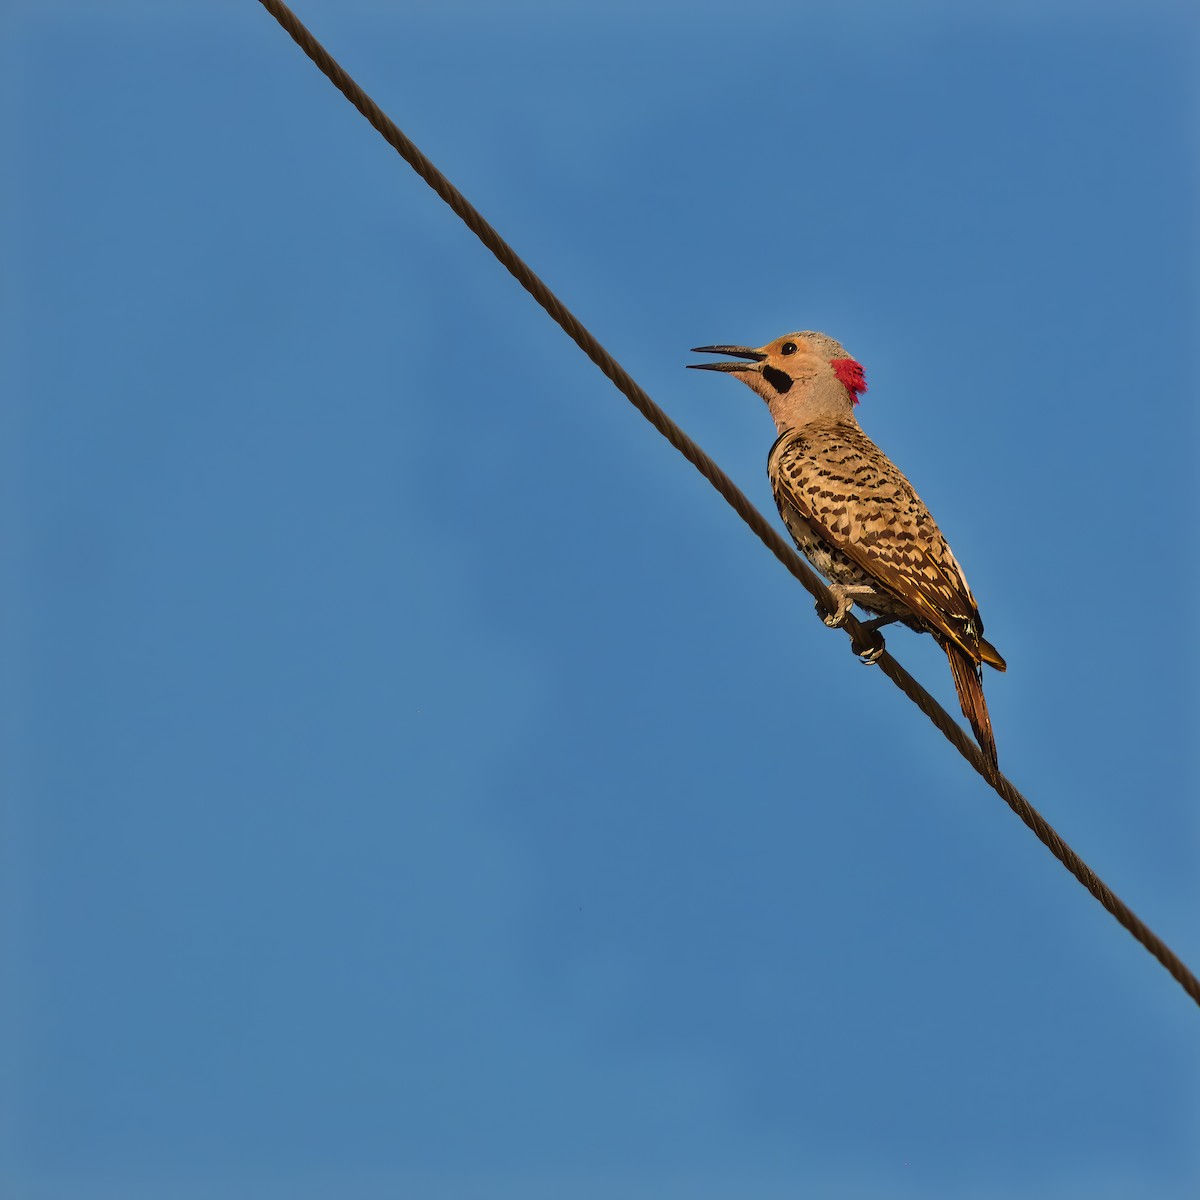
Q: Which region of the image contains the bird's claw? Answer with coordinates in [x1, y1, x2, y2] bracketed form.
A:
[816, 592, 852, 629]
[852, 631, 886, 665]
[816, 587, 885, 661]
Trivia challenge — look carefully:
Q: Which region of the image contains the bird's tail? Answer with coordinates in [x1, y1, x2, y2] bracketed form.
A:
[978, 637, 1006, 672]
[944, 639, 999, 772]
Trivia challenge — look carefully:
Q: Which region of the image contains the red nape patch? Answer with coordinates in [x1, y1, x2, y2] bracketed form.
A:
[831, 357, 867, 405]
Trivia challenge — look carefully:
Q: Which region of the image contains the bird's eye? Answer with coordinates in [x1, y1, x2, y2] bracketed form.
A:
[781, 342, 797, 355]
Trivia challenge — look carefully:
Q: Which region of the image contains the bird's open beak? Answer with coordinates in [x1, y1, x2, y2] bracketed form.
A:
[687, 345, 766, 373]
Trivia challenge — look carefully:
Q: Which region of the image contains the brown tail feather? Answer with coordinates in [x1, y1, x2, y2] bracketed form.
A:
[944, 640, 999, 771]
[979, 637, 1006, 672]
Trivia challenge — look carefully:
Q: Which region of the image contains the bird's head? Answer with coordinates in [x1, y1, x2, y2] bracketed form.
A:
[688, 331, 867, 430]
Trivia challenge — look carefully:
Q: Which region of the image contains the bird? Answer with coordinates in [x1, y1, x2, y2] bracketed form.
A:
[689, 331, 1006, 771]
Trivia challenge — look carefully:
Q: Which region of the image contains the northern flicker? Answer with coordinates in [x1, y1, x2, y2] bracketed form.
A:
[689, 331, 1006, 769]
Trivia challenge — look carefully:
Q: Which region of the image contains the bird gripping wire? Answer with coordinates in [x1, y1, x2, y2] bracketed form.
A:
[254, 0, 1200, 1010]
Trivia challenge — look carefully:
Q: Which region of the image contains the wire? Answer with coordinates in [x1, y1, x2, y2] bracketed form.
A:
[254, 0, 1200, 1010]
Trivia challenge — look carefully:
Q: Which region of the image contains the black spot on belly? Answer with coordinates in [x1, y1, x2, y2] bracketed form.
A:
[763, 366, 793, 394]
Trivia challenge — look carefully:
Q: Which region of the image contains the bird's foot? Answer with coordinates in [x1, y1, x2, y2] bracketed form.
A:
[851, 627, 887, 665]
[817, 587, 891, 663]
[817, 584, 882, 629]
[816, 586, 855, 629]
[851, 615, 897, 665]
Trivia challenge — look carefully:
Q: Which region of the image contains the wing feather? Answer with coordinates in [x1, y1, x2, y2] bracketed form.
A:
[770, 425, 992, 665]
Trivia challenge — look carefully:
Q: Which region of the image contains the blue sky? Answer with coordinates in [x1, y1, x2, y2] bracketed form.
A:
[3, 1, 1198, 1196]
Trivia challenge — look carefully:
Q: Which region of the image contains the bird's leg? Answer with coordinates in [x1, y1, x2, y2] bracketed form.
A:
[815, 584, 875, 629]
[815, 590, 893, 664]
[858, 615, 900, 634]
[850, 616, 901, 664]
[851, 615, 905, 664]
